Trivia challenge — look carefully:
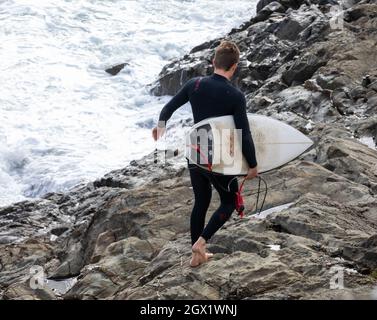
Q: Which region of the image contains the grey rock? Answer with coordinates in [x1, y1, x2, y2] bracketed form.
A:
[369, 80, 377, 92]
[282, 54, 327, 86]
[350, 85, 367, 100]
[254, 2, 287, 22]
[276, 86, 336, 122]
[366, 96, 377, 115]
[105, 63, 128, 76]
[352, 116, 377, 140]
[344, 3, 377, 22]
[257, 0, 279, 12]
[315, 125, 377, 190]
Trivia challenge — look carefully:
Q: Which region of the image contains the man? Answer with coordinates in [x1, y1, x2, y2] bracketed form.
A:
[152, 40, 258, 267]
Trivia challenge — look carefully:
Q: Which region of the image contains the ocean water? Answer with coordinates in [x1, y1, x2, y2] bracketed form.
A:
[0, 0, 257, 206]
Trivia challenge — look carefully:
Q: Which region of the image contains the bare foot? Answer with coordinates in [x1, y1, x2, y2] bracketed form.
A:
[192, 236, 206, 254]
[190, 252, 204, 267]
[190, 252, 214, 267]
[190, 237, 213, 267]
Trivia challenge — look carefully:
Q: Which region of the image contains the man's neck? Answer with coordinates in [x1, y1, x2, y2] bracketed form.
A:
[214, 70, 232, 81]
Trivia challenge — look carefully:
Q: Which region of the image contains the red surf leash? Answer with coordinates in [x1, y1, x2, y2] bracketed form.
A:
[235, 176, 247, 218]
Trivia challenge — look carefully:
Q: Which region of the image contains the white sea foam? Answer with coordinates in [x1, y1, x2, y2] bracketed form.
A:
[0, 0, 258, 206]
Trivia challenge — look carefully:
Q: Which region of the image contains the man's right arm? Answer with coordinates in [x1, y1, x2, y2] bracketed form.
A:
[153, 78, 195, 141]
[233, 93, 258, 169]
[158, 78, 195, 124]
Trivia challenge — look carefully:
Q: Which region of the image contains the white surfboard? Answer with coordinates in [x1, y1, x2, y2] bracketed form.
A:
[185, 114, 313, 175]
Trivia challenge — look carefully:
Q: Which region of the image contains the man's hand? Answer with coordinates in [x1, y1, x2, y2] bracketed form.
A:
[152, 126, 165, 141]
[245, 166, 258, 180]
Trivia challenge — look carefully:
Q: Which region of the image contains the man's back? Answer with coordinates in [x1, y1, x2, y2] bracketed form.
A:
[158, 72, 257, 168]
[188, 73, 244, 123]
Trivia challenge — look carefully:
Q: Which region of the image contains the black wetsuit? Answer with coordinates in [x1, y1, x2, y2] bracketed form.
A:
[158, 73, 257, 245]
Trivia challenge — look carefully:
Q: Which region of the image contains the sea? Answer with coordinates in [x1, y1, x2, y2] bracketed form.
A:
[0, 0, 258, 206]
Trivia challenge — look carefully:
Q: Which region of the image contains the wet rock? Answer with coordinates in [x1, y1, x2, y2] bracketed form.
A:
[105, 63, 128, 76]
[352, 116, 377, 140]
[66, 237, 156, 299]
[315, 125, 377, 191]
[50, 226, 69, 237]
[366, 93, 377, 115]
[257, 0, 304, 13]
[0, 240, 57, 295]
[341, 240, 377, 272]
[245, 35, 299, 82]
[253, 95, 275, 110]
[362, 75, 372, 87]
[349, 85, 367, 100]
[275, 15, 306, 41]
[3, 282, 57, 300]
[257, 0, 279, 12]
[282, 54, 328, 86]
[276, 86, 336, 121]
[344, 3, 377, 22]
[331, 89, 354, 115]
[315, 71, 353, 91]
[304, 79, 324, 92]
[93, 150, 185, 190]
[369, 80, 377, 92]
[148, 51, 213, 96]
[189, 39, 218, 54]
[254, 2, 286, 22]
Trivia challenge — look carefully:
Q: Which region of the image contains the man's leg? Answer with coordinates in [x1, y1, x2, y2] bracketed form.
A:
[188, 165, 212, 246]
[191, 174, 238, 267]
[200, 174, 238, 242]
[188, 165, 215, 267]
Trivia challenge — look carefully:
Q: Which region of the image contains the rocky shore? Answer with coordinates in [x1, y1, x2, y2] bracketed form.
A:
[1, 0, 376, 299]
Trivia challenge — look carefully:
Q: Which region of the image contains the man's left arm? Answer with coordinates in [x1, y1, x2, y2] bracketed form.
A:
[233, 92, 258, 169]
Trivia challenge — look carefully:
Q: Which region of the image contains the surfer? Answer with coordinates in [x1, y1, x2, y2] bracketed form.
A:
[152, 40, 258, 267]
